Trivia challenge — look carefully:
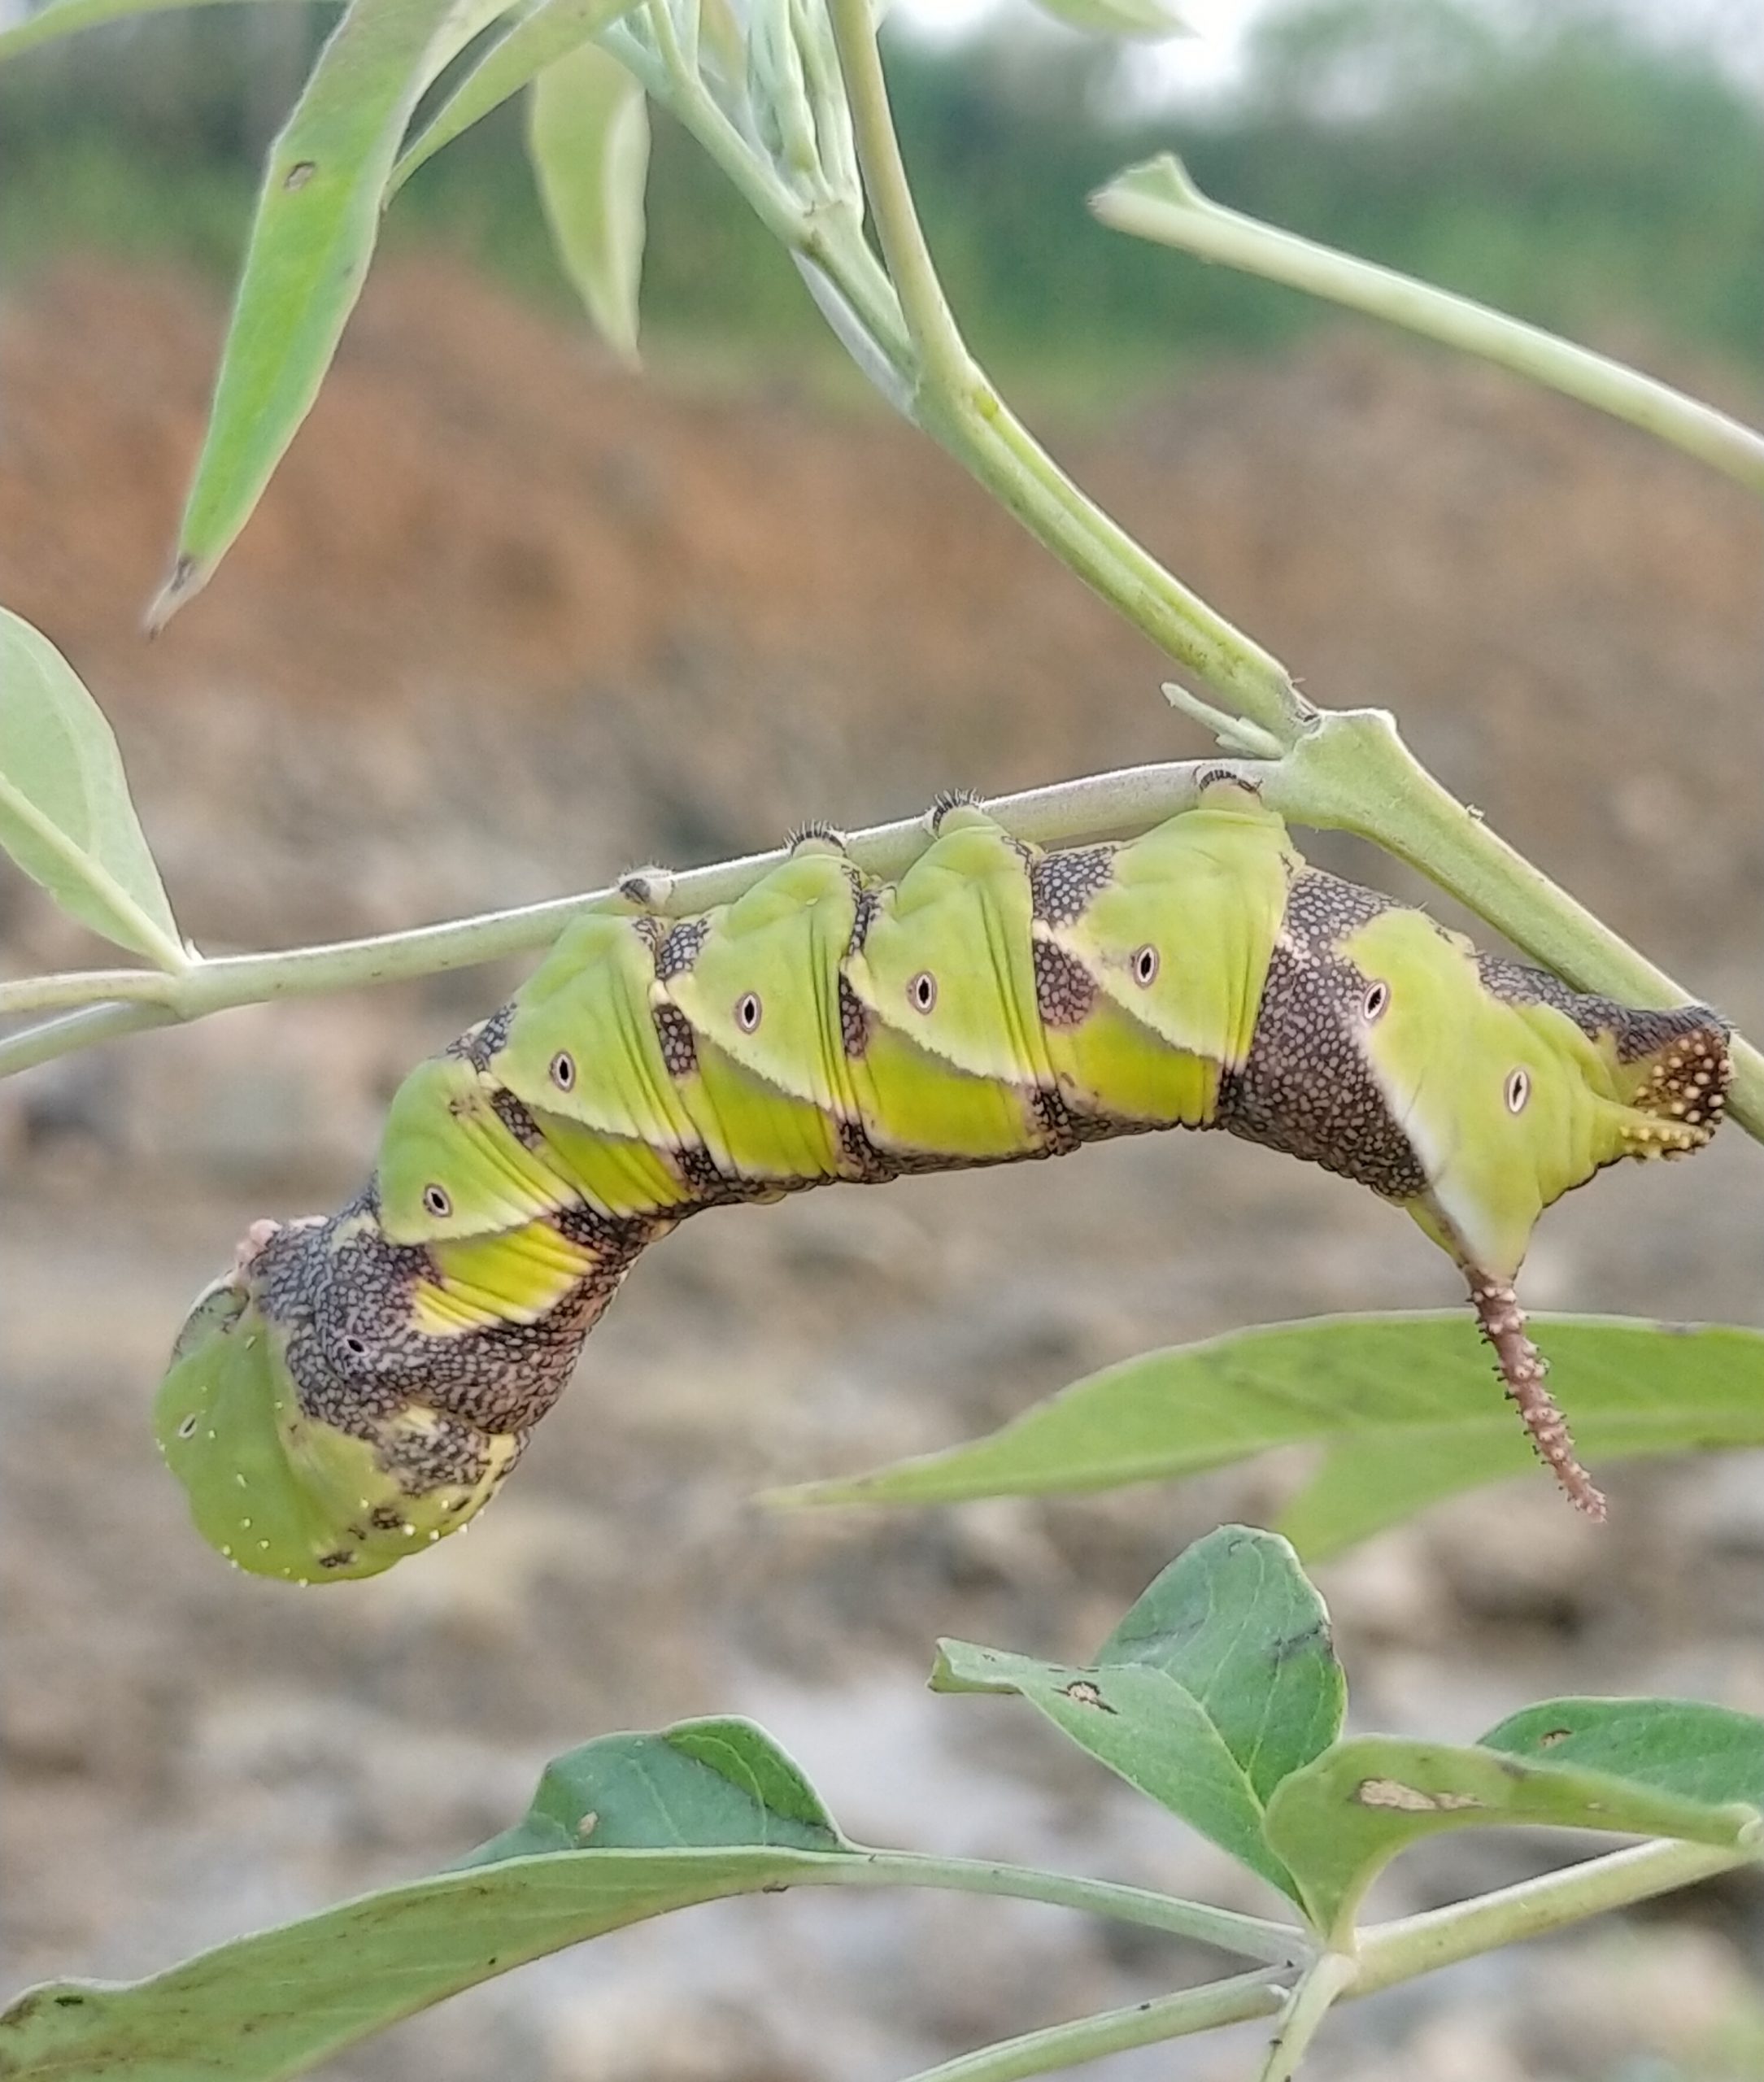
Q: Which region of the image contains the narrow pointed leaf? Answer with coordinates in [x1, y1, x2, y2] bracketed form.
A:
[526, 41, 648, 364]
[150, 0, 512, 628]
[1263, 1734, 1759, 1943]
[0, 0, 288, 63]
[0, 609, 182, 965]
[0, 1720, 853, 2082]
[390, 0, 639, 196]
[770, 1316, 1764, 1559]
[1482, 1698, 1764, 1810]
[930, 1530, 1344, 1903]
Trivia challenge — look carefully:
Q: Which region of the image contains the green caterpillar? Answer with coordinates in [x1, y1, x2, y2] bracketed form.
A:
[155, 776, 1730, 1582]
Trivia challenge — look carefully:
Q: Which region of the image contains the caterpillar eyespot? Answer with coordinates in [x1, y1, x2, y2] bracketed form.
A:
[155, 789, 1731, 1582]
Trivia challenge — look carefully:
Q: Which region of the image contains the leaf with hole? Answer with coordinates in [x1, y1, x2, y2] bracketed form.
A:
[931, 1527, 1344, 1902]
[0, 608, 182, 966]
[1481, 1697, 1764, 1810]
[1264, 1732, 1759, 1942]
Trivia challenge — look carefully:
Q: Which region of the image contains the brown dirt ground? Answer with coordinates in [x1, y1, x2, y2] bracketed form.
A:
[2, 259, 1762, 2082]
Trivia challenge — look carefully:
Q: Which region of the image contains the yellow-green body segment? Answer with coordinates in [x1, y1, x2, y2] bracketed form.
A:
[155, 777, 1729, 1581]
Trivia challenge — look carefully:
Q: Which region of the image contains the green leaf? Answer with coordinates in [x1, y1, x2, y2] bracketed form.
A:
[0, 0, 285, 65]
[390, 0, 639, 196]
[1100, 1527, 1345, 1803]
[0, 1719, 851, 2082]
[1030, 0, 1193, 35]
[1482, 1698, 1764, 1811]
[458, 1715, 847, 1864]
[1264, 1734, 1759, 1943]
[0, 608, 183, 966]
[150, 0, 512, 629]
[526, 41, 649, 364]
[770, 1315, 1764, 1558]
[930, 1528, 1344, 1904]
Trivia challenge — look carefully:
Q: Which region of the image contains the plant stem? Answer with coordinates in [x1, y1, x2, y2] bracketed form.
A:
[823, 1851, 1309, 1966]
[1355, 1836, 1757, 1992]
[891, 1970, 1288, 2082]
[695, 0, 1307, 743]
[0, 760, 1238, 1075]
[7, 730, 1759, 1148]
[1254, 1948, 1358, 2082]
[1094, 156, 1764, 496]
[822, 0, 969, 401]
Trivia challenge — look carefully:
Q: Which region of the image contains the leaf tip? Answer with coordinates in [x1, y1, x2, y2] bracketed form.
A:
[144, 554, 210, 638]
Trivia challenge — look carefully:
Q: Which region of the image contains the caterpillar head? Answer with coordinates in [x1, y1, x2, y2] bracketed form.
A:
[155, 1216, 525, 1583]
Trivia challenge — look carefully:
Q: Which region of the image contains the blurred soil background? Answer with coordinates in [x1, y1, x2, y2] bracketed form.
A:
[2, 2, 1762, 2077]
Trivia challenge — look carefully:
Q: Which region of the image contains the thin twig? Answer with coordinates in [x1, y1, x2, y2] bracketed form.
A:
[1095, 155, 1764, 496]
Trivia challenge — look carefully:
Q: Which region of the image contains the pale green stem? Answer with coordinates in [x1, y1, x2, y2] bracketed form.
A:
[1094, 156, 1764, 497]
[7, 733, 1759, 1148]
[0, 760, 1235, 1074]
[766, 5, 1309, 743]
[817, 1851, 1309, 1966]
[1355, 1836, 1757, 1992]
[892, 1971, 1287, 2082]
[1254, 1949, 1358, 2082]
[822, 0, 969, 401]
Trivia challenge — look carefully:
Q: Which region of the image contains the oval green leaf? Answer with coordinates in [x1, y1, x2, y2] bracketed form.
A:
[526, 41, 649, 364]
[1481, 1697, 1764, 1810]
[0, 608, 182, 965]
[150, 0, 514, 629]
[0, 1719, 850, 2082]
[930, 1528, 1344, 1903]
[457, 1715, 848, 1864]
[390, 0, 639, 196]
[1263, 1732, 1760, 1944]
[769, 1315, 1764, 1558]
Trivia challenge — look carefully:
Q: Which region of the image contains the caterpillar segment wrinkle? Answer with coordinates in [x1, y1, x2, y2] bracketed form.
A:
[155, 775, 1731, 1580]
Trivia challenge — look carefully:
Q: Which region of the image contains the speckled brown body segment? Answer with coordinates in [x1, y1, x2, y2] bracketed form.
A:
[1216, 867, 1430, 1200]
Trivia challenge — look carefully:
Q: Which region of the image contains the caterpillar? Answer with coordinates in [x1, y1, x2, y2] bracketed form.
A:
[155, 775, 1730, 1582]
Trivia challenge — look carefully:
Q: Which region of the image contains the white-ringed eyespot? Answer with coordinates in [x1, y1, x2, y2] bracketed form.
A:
[1361, 981, 1391, 1022]
[736, 992, 763, 1033]
[909, 972, 938, 1013]
[1132, 945, 1159, 987]
[1505, 1068, 1531, 1114]
[421, 1183, 452, 1219]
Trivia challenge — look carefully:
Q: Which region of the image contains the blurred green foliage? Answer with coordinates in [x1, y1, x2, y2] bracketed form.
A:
[0, 0, 1757, 403]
